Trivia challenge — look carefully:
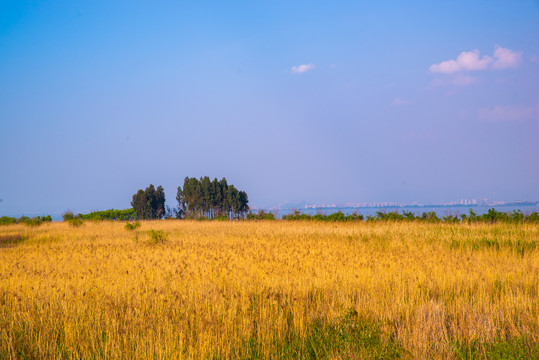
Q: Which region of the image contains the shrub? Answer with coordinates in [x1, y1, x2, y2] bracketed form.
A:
[80, 209, 137, 221]
[443, 213, 460, 223]
[147, 230, 167, 244]
[0, 216, 17, 225]
[124, 221, 141, 231]
[62, 211, 76, 221]
[346, 212, 364, 221]
[526, 212, 539, 223]
[17, 216, 30, 224]
[420, 211, 440, 223]
[247, 210, 275, 220]
[68, 218, 84, 227]
[402, 210, 416, 221]
[511, 210, 524, 223]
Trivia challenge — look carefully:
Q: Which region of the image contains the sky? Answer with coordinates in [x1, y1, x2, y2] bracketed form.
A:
[1, 0, 538, 216]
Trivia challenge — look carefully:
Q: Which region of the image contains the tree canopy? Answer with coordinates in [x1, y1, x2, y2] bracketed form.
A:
[131, 185, 166, 220]
[177, 177, 248, 219]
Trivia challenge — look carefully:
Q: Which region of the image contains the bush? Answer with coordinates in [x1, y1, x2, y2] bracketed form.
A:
[420, 211, 440, 223]
[80, 209, 136, 221]
[247, 210, 275, 220]
[62, 211, 76, 221]
[282, 210, 364, 222]
[527, 212, 539, 223]
[17, 216, 30, 224]
[443, 213, 460, 223]
[124, 221, 141, 231]
[0, 216, 17, 225]
[68, 218, 84, 227]
[147, 230, 167, 244]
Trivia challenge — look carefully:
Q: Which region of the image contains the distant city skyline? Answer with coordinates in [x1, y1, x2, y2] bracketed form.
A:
[260, 198, 538, 212]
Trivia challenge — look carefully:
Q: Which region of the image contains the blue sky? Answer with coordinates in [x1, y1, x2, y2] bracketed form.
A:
[1, 0, 538, 215]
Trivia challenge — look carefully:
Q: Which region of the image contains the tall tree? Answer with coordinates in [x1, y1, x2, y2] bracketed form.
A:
[211, 178, 220, 218]
[220, 178, 229, 217]
[131, 184, 166, 220]
[176, 183, 186, 218]
[239, 191, 249, 218]
[201, 176, 212, 217]
[131, 189, 147, 219]
[155, 186, 166, 219]
[175, 176, 249, 220]
[227, 185, 239, 219]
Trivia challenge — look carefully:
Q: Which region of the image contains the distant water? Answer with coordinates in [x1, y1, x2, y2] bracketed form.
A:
[5, 204, 538, 222]
[271, 204, 539, 219]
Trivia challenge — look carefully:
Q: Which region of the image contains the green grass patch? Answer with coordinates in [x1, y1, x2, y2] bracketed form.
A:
[455, 337, 539, 359]
[449, 237, 536, 256]
[124, 221, 141, 231]
[233, 308, 406, 359]
[147, 230, 168, 244]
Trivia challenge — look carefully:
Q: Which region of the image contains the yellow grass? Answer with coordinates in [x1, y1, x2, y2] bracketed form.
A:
[1, 220, 538, 359]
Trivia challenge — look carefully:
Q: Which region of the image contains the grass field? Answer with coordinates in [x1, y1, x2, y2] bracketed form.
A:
[1, 220, 538, 359]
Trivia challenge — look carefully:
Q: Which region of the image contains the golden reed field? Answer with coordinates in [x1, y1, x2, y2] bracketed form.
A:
[1, 220, 538, 359]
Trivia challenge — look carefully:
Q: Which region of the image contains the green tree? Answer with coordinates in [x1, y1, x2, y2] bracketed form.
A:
[201, 176, 212, 217]
[239, 190, 249, 217]
[155, 186, 166, 219]
[131, 184, 166, 220]
[131, 189, 147, 219]
[175, 176, 249, 220]
[227, 185, 239, 219]
[176, 184, 186, 218]
[211, 178, 221, 218]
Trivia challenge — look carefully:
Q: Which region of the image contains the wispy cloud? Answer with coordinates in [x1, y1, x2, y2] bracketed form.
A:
[451, 74, 479, 86]
[429, 74, 479, 88]
[391, 97, 411, 106]
[430, 46, 522, 74]
[478, 104, 539, 122]
[492, 45, 522, 69]
[290, 63, 315, 74]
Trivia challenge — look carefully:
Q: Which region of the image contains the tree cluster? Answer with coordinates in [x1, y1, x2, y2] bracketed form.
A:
[280, 208, 539, 223]
[79, 209, 136, 221]
[0, 215, 52, 226]
[131, 185, 166, 220]
[176, 177, 249, 219]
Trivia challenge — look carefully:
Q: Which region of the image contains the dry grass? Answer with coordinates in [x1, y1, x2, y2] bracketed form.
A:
[0, 220, 538, 359]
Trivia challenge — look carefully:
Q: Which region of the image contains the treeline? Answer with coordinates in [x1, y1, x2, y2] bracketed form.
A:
[0, 215, 52, 226]
[279, 208, 539, 223]
[282, 210, 364, 222]
[78, 209, 136, 221]
[177, 177, 249, 219]
[61, 209, 136, 221]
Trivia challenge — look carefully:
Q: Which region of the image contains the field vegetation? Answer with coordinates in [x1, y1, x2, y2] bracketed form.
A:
[1, 220, 538, 359]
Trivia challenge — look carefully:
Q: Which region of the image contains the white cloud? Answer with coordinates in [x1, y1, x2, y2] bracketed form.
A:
[478, 104, 539, 122]
[290, 63, 315, 74]
[492, 45, 522, 69]
[430, 50, 492, 74]
[391, 97, 411, 106]
[430, 46, 522, 74]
